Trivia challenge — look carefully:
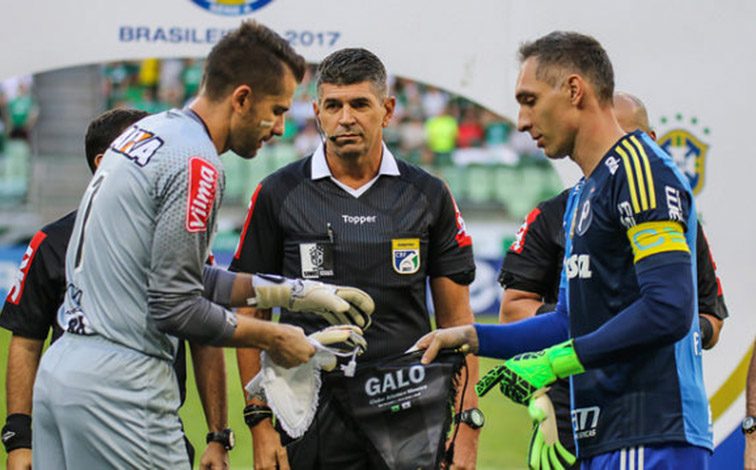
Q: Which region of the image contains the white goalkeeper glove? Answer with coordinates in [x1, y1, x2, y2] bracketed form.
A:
[249, 274, 374, 329]
[309, 325, 367, 372]
[244, 325, 367, 438]
[527, 388, 576, 470]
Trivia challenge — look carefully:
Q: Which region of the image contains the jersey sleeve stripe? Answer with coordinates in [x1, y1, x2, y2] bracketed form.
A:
[5, 231, 47, 305]
[622, 140, 649, 211]
[631, 135, 657, 209]
[626, 221, 690, 263]
[616, 146, 642, 213]
[233, 183, 262, 260]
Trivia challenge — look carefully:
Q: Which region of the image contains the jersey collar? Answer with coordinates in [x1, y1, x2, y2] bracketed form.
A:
[311, 142, 400, 197]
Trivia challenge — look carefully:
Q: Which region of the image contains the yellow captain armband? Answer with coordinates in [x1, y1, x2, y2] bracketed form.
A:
[626, 221, 690, 263]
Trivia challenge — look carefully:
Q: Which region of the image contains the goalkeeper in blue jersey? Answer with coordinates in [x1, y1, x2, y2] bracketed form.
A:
[415, 31, 712, 470]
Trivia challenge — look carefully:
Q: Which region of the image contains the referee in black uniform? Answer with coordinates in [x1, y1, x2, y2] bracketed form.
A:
[0, 109, 231, 470]
[231, 48, 481, 470]
[498, 92, 729, 465]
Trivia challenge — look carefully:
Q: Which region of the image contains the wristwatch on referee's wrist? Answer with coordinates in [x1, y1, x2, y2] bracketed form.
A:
[206, 428, 235, 450]
[455, 408, 485, 430]
[742, 416, 756, 434]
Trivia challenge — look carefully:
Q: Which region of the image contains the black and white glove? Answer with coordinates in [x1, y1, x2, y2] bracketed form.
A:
[310, 325, 367, 353]
[249, 274, 374, 329]
[309, 325, 367, 372]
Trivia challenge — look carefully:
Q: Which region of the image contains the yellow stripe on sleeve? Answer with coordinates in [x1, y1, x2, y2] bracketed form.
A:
[626, 221, 690, 263]
[623, 140, 649, 211]
[616, 146, 641, 213]
[631, 135, 656, 209]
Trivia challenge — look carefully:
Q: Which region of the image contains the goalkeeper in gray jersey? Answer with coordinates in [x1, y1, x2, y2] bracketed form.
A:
[32, 21, 374, 470]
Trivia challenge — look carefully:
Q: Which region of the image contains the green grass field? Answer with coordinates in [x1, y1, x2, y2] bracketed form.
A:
[0, 320, 532, 469]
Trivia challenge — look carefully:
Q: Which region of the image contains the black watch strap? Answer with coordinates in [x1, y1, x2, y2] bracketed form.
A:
[455, 408, 485, 430]
[244, 404, 273, 428]
[206, 428, 234, 450]
[2, 414, 32, 452]
[743, 416, 756, 434]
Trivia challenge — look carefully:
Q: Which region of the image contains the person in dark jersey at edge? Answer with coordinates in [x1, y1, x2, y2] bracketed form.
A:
[497, 91, 728, 467]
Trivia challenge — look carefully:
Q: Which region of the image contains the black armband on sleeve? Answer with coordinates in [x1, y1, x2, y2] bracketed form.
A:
[536, 303, 557, 315]
[498, 271, 549, 298]
[2, 414, 32, 452]
[699, 315, 714, 347]
[444, 269, 476, 286]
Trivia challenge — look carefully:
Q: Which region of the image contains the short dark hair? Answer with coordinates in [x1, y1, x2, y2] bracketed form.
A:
[315, 48, 388, 99]
[519, 31, 614, 104]
[202, 20, 306, 101]
[85, 108, 148, 173]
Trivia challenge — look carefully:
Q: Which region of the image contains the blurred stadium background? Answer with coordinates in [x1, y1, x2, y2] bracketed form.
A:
[0, 60, 557, 468]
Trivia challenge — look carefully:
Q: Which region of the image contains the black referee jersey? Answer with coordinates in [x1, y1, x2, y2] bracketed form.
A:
[231, 152, 476, 362]
[1, 211, 75, 343]
[0, 211, 190, 405]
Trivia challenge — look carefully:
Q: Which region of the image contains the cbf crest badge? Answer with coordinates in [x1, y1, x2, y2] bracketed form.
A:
[392, 239, 420, 275]
[657, 114, 710, 195]
[190, 0, 274, 16]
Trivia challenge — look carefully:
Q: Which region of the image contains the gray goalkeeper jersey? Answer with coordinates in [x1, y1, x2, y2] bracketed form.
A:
[59, 109, 227, 360]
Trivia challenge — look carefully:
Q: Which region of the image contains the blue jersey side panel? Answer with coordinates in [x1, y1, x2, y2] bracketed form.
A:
[641, 133, 712, 449]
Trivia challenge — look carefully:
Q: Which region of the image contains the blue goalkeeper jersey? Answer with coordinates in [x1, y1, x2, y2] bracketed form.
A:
[563, 131, 712, 457]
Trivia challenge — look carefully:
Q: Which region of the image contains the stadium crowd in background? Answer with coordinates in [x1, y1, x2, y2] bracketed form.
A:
[99, 58, 537, 168]
[0, 77, 38, 145]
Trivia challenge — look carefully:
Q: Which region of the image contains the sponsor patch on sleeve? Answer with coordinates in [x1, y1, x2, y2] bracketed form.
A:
[233, 184, 262, 260]
[185, 157, 218, 233]
[510, 207, 541, 253]
[110, 125, 164, 167]
[444, 183, 472, 248]
[6, 231, 47, 305]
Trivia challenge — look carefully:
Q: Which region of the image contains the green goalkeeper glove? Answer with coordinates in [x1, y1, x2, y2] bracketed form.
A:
[249, 274, 374, 328]
[527, 388, 576, 470]
[475, 340, 584, 404]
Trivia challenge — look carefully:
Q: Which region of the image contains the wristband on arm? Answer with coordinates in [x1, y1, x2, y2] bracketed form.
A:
[243, 404, 273, 428]
[2, 414, 32, 452]
[699, 315, 714, 347]
[536, 303, 557, 315]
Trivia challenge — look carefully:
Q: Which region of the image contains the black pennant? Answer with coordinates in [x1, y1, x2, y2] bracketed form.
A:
[326, 350, 464, 470]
